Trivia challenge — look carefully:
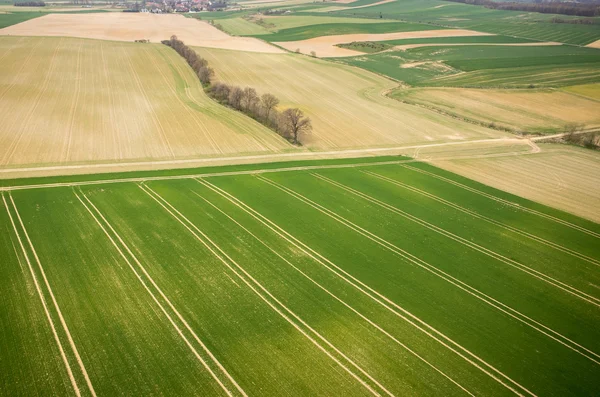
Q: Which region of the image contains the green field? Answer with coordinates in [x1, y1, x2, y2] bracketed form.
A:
[253, 21, 444, 42]
[2, 156, 600, 395]
[319, 0, 600, 45]
[339, 44, 600, 87]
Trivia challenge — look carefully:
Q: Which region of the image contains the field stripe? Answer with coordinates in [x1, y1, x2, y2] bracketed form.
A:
[400, 164, 600, 239]
[256, 175, 600, 364]
[313, 173, 600, 308]
[73, 189, 243, 397]
[197, 178, 536, 397]
[362, 170, 600, 268]
[139, 183, 391, 397]
[63, 39, 83, 162]
[190, 189, 476, 396]
[5, 193, 97, 397]
[2, 193, 82, 397]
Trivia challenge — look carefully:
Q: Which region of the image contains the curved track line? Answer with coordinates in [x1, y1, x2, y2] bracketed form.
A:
[74, 190, 243, 397]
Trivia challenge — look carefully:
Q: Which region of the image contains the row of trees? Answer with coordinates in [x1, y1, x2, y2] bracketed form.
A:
[14, 1, 45, 6]
[162, 36, 312, 145]
[442, 0, 600, 17]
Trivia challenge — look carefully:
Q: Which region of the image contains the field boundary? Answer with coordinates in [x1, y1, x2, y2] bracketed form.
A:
[362, 170, 600, 267]
[400, 164, 600, 239]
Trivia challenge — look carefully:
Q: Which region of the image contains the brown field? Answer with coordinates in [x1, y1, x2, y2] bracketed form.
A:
[586, 39, 600, 49]
[0, 36, 292, 172]
[433, 144, 600, 222]
[396, 87, 600, 133]
[274, 29, 492, 57]
[0, 13, 283, 53]
[195, 47, 507, 150]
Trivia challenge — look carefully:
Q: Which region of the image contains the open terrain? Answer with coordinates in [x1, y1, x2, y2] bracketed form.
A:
[1, 156, 600, 396]
[432, 144, 600, 223]
[0, 12, 283, 53]
[393, 87, 600, 134]
[273, 28, 491, 57]
[195, 47, 505, 150]
[0, 36, 292, 171]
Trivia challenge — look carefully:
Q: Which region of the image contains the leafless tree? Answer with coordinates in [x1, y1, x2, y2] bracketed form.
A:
[281, 108, 311, 144]
[198, 66, 214, 85]
[261, 93, 279, 124]
[241, 87, 258, 112]
[228, 86, 243, 110]
[210, 82, 231, 103]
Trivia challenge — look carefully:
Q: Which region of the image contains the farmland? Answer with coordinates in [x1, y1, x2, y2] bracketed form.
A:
[194, 47, 505, 149]
[339, 44, 600, 87]
[393, 87, 600, 134]
[2, 156, 600, 395]
[0, 36, 291, 171]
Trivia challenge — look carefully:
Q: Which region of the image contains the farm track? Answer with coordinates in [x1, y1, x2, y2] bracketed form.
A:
[2, 192, 96, 397]
[139, 183, 391, 397]
[187, 188, 476, 396]
[196, 178, 537, 397]
[257, 174, 600, 362]
[399, 164, 600, 239]
[312, 173, 600, 307]
[73, 189, 245, 397]
[361, 170, 600, 267]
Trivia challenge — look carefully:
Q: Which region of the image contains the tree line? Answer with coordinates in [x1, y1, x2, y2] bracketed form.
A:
[162, 36, 311, 145]
[14, 1, 45, 6]
[442, 0, 600, 17]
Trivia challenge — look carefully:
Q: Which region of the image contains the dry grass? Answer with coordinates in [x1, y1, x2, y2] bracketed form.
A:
[274, 29, 492, 57]
[0, 37, 292, 169]
[195, 47, 507, 150]
[562, 83, 600, 101]
[433, 144, 600, 222]
[0, 12, 283, 53]
[397, 87, 600, 133]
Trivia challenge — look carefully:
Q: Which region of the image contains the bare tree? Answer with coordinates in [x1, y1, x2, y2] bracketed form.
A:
[198, 66, 214, 85]
[210, 82, 231, 103]
[281, 108, 311, 144]
[228, 86, 243, 110]
[241, 87, 258, 112]
[261, 93, 279, 124]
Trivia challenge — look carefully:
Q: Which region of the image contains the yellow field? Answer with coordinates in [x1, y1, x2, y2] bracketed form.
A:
[0, 13, 282, 53]
[195, 47, 507, 150]
[433, 144, 600, 222]
[396, 87, 600, 133]
[562, 83, 600, 101]
[0, 37, 292, 169]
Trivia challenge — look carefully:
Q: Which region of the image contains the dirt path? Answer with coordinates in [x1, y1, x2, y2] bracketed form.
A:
[0, 137, 531, 180]
[259, 174, 600, 362]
